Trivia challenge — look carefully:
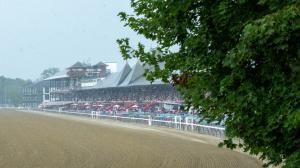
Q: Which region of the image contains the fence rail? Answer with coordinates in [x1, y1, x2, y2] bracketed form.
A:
[23, 109, 225, 138]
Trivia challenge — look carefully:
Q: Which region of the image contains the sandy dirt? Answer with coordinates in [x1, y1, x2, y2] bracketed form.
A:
[0, 109, 262, 168]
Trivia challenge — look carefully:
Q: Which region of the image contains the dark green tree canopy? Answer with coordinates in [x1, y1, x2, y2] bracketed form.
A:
[40, 68, 59, 80]
[0, 76, 28, 106]
[117, 0, 300, 167]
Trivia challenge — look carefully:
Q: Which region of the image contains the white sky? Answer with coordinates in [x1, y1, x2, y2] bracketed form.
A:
[0, 0, 154, 80]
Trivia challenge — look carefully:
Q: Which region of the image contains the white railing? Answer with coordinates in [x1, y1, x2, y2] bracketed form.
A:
[24, 109, 225, 138]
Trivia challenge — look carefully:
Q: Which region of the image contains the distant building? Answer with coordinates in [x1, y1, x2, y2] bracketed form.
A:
[22, 81, 47, 108]
[67, 61, 108, 79]
[40, 61, 111, 106]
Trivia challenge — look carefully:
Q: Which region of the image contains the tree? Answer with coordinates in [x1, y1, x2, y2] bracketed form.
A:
[40, 68, 59, 80]
[117, 0, 300, 167]
[0, 76, 28, 106]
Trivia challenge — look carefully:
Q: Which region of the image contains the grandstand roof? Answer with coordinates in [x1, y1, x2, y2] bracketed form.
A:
[116, 62, 132, 85]
[119, 62, 144, 86]
[96, 72, 119, 88]
[45, 61, 166, 88]
[68, 62, 90, 69]
[81, 62, 165, 90]
[44, 70, 68, 80]
[89, 63, 132, 89]
[23, 80, 47, 89]
[130, 76, 164, 86]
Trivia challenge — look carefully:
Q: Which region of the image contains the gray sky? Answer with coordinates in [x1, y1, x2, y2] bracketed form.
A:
[0, 0, 153, 80]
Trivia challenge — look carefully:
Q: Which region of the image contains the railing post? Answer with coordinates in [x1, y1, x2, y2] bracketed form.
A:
[191, 117, 194, 132]
[148, 115, 152, 126]
[96, 111, 100, 120]
[185, 118, 188, 131]
[179, 116, 182, 130]
[91, 111, 94, 119]
[174, 116, 181, 130]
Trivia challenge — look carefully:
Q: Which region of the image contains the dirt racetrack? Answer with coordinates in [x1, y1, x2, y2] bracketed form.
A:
[0, 109, 262, 168]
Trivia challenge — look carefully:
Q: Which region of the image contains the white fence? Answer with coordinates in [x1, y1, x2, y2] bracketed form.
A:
[26, 109, 225, 138]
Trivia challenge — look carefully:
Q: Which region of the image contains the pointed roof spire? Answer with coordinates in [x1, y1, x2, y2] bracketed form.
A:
[116, 62, 132, 85]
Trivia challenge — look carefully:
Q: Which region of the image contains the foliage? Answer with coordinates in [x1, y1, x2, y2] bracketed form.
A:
[117, 0, 300, 167]
[40, 68, 59, 80]
[0, 76, 29, 106]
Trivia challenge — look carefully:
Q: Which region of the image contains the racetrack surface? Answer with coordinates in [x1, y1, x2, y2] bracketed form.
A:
[0, 109, 262, 168]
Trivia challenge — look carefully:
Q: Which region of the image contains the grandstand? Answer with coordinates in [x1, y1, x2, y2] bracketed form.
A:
[30, 61, 182, 113]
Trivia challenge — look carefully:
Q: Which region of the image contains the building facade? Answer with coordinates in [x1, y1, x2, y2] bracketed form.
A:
[22, 81, 47, 108]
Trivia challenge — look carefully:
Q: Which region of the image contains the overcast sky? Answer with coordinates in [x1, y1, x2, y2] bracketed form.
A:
[0, 0, 153, 80]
